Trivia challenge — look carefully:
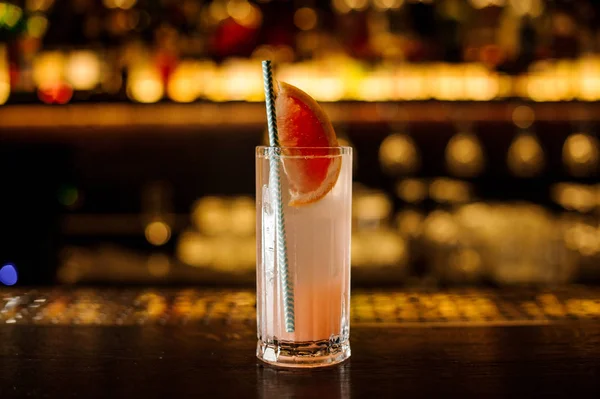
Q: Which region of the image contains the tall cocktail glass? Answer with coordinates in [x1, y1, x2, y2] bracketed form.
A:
[256, 146, 352, 368]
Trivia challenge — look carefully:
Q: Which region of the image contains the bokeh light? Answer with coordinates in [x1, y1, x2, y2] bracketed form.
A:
[37, 82, 73, 104]
[192, 196, 230, 236]
[127, 64, 164, 103]
[345, 0, 369, 11]
[27, 14, 48, 38]
[58, 185, 80, 208]
[395, 209, 424, 238]
[353, 191, 393, 225]
[563, 133, 599, 177]
[177, 232, 214, 267]
[0, 46, 8, 105]
[33, 51, 65, 86]
[294, 7, 317, 31]
[372, 0, 404, 10]
[509, 0, 543, 17]
[65, 51, 101, 90]
[103, 0, 137, 10]
[395, 179, 427, 203]
[26, 0, 54, 12]
[0, 264, 18, 286]
[167, 61, 199, 103]
[0, 3, 23, 28]
[445, 133, 485, 177]
[379, 133, 420, 175]
[512, 105, 535, 129]
[145, 221, 171, 246]
[507, 132, 545, 177]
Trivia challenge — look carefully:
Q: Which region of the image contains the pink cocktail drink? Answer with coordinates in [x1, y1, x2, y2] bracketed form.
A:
[256, 146, 352, 368]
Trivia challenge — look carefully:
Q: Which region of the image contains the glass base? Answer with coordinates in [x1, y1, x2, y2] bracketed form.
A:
[256, 336, 351, 368]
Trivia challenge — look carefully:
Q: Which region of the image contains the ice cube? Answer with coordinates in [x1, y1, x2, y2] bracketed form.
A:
[262, 184, 273, 215]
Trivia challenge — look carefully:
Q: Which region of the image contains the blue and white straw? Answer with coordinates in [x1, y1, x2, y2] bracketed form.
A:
[262, 60, 295, 333]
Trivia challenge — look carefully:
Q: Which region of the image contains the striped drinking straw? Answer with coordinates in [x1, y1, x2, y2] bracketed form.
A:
[261, 60, 295, 333]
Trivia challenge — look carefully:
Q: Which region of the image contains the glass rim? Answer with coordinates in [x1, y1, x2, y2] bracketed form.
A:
[256, 146, 352, 158]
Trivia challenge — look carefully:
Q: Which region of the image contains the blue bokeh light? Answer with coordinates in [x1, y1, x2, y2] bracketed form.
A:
[0, 264, 18, 286]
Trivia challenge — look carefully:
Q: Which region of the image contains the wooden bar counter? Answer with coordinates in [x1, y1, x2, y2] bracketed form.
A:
[1, 288, 599, 397]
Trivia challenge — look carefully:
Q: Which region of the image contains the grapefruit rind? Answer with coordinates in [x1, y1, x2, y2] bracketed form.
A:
[286, 156, 342, 207]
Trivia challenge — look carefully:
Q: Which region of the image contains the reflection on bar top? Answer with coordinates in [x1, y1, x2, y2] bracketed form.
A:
[1, 287, 599, 327]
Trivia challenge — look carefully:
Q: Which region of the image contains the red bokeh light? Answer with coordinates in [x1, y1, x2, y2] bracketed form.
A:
[37, 82, 73, 104]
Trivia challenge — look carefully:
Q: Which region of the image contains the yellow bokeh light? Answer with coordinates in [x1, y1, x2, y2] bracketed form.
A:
[33, 51, 65, 86]
[212, 237, 240, 271]
[579, 76, 600, 101]
[65, 51, 101, 90]
[358, 74, 395, 101]
[430, 64, 463, 100]
[423, 210, 459, 245]
[469, 0, 503, 9]
[353, 192, 393, 222]
[445, 133, 485, 177]
[396, 67, 428, 100]
[192, 196, 230, 236]
[27, 14, 48, 38]
[177, 232, 214, 267]
[0, 47, 8, 105]
[103, 0, 137, 9]
[552, 183, 596, 213]
[395, 209, 424, 238]
[332, 0, 351, 13]
[373, 0, 404, 10]
[464, 65, 499, 101]
[0, 80, 8, 105]
[219, 60, 263, 101]
[507, 132, 545, 177]
[512, 105, 535, 129]
[189, 60, 217, 100]
[145, 221, 171, 246]
[563, 133, 599, 177]
[577, 57, 600, 101]
[379, 133, 421, 175]
[294, 7, 317, 31]
[127, 65, 164, 103]
[242, 3, 263, 28]
[429, 178, 472, 204]
[372, 230, 407, 266]
[167, 62, 198, 103]
[209, 0, 228, 22]
[312, 76, 344, 102]
[229, 197, 255, 237]
[227, 0, 261, 27]
[509, 0, 544, 18]
[252, 45, 275, 61]
[115, 0, 137, 10]
[346, 0, 369, 10]
[468, 0, 485, 9]
[26, 0, 54, 12]
[227, 0, 251, 19]
[563, 220, 599, 255]
[395, 179, 427, 203]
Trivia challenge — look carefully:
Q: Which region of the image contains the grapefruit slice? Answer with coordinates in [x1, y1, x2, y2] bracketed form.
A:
[274, 81, 341, 206]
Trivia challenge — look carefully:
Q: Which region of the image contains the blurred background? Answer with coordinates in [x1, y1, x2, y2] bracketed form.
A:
[0, 0, 598, 288]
